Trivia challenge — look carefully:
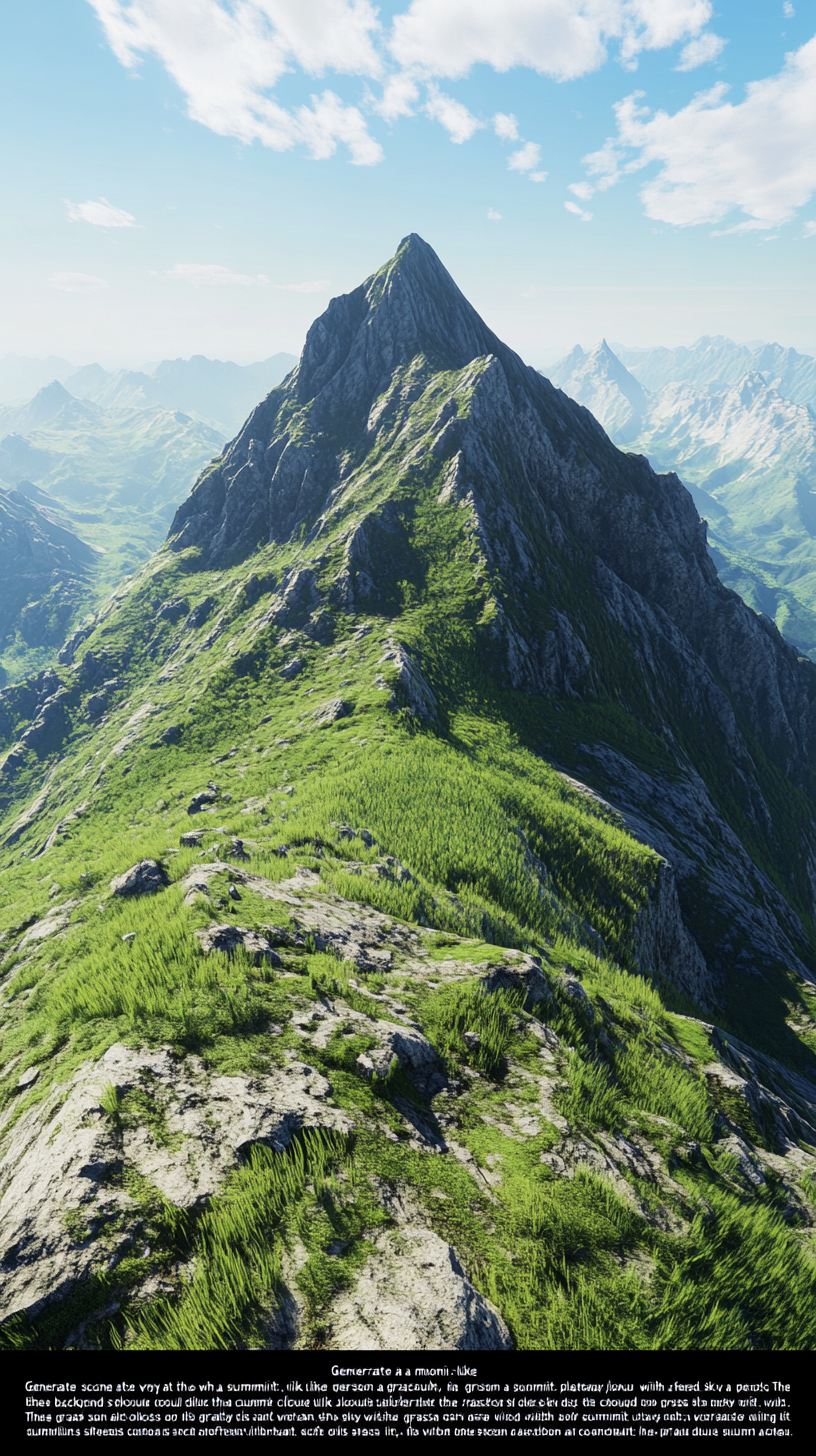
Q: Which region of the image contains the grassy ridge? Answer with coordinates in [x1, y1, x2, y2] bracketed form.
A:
[1, 331, 815, 1351]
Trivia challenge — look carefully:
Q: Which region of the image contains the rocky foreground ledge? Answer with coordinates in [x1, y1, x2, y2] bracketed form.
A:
[2, 858, 814, 1351]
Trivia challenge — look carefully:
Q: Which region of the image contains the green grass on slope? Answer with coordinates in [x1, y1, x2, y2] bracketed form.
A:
[1, 415, 815, 1352]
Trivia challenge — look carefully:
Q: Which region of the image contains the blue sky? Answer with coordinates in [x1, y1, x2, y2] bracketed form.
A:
[2, 1, 814, 367]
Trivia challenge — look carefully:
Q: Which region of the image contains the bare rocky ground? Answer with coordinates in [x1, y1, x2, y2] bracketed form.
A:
[2, 857, 815, 1351]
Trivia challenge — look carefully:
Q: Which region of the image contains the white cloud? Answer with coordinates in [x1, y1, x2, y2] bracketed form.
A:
[374, 71, 419, 121]
[50, 272, 111, 292]
[155, 264, 330, 290]
[424, 85, 482, 143]
[273, 279, 331, 293]
[493, 111, 519, 141]
[564, 200, 593, 221]
[568, 181, 594, 200]
[508, 141, 542, 174]
[64, 197, 138, 227]
[90, 2, 720, 171]
[389, 1, 714, 80]
[675, 31, 726, 70]
[582, 135, 626, 190]
[487, 207, 502, 221]
[783, 4, 795, 17]
[581, 37, 816, 230]
[158, 263, 270, 286]
[89, 1, 384, 164]
[803, 219, 816, 237]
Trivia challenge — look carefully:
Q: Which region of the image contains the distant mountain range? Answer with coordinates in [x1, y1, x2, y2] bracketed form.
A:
[611, 335, 815, 409]
[0, 379, 225, 509]
[547, 340, 816, 661]
[0, 352, 298, 434]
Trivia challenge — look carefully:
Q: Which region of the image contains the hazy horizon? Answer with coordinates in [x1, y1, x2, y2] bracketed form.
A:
[1, 324, 813, 391]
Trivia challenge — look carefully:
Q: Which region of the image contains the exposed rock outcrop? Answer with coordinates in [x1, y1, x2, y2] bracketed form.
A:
[633, 858, 709, 1003]
[109, 860, 168, 898]
[320, 1227, 512, 1351]
[0, 1043, 351, 1326]
[195, 923, 281, 965]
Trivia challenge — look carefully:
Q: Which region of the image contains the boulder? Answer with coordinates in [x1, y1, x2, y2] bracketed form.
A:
[187, 789, 218, 814]
[279, 657, 303, 680]
[158, 724, 182, 745]
[322, 1227, 513, 1351]
[558, 974, 591, 1009]
[179, 831, 205, 848]
[109, 860, 169, 897]
[480, 955, 554, 1012]
[313, 697, 351, 726]
[195, 924, 282, 966]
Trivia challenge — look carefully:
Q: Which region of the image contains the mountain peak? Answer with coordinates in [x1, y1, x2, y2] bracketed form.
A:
[11, 379, 76, 432]
[294, 233, 517, 415]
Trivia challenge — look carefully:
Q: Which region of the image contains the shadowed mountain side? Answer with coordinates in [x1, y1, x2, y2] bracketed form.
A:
[0, 487, 98, 654]
[550, 339, 816, 661]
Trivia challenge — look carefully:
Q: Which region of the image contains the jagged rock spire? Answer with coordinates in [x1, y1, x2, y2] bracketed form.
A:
[294, 234, 521, 415]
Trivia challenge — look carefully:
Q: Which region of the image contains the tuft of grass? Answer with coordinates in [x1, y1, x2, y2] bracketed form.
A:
[614, 1039, 714, 1143]
[419, 979, 526, 1080]
[116, 1129, 378, 1351]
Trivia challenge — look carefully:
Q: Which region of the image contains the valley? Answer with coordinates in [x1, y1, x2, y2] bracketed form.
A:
[0, 354, 296, 686]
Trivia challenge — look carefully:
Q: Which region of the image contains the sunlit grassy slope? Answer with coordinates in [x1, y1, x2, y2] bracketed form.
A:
[1, 518, 815, 1353]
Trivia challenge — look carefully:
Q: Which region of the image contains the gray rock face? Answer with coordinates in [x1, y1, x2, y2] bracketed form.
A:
[109, 860, 168, 897]
[634, 858, 709, 1003]
[17, 898, 79, 945]
[298, 1001, 445, 1099]
[312, 696, 351, 726]
[194, 923, 282, 965]
[322, 1227, 513, 1351]
[378, 640, 437, 719]
[182, 859, 411, 973]
[0, 1043, 351, 1325]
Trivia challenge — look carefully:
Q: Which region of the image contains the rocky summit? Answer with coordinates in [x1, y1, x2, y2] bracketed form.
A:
[0, 235, 814, 1354]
